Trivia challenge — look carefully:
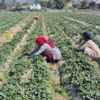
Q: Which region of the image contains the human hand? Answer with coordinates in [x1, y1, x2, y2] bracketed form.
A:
[74, 48, 80, 52]
[24, 56, 30, 59]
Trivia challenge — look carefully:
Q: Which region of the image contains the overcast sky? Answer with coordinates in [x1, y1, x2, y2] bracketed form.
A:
[0, 0, 26, 3]
[16, 0, 26, 3]
[0, 0, 95, 4]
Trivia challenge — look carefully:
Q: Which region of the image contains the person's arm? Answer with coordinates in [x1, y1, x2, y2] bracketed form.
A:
[29, 46, 40, 55]
[24, 47, 40, 58]
[76, 41, 89, 51]
[30, 45, 46, 58]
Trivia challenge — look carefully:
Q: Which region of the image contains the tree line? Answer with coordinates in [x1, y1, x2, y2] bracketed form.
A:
[0, 0, 100, 11]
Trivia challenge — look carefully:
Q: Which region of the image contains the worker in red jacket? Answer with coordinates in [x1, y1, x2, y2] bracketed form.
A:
[35, 16, 39, 20]
[24, 36, 65, 67]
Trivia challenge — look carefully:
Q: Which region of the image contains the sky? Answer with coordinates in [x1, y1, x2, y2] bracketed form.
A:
[16, 0, 26, 4]
[0, 0, 100, 4]
[0, 0, 27, 3]
[0, 0, 81, 4]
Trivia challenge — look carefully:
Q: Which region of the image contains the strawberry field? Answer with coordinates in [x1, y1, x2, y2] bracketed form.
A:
[0, 12, 100, 100]
[0, 12, 31, 35]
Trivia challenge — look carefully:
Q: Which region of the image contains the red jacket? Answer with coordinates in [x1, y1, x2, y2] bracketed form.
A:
[35, 16, 39, 20]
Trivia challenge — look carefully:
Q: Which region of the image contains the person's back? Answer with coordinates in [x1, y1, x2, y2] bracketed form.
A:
[36, 43, 62, 60]
[85, 40, 100, 59]
[76, 31, 100, 60]
[24, 36, 64, 67]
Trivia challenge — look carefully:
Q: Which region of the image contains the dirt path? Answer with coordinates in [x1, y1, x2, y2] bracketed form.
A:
[21, 68, 32, 84]
[53, 92, 67, 100]
[0, 14, 35, 46]
[42, 15, 67, 100]
[0, 20, 37, 86]
[42, 15, 48, 39]
[42, 15, 61, 85]
[48, 63, 60, 85]
[20, 21, 38, 84]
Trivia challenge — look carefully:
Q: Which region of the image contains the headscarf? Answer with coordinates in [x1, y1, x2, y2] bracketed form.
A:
[35, 36, 55, 48]
[35, 16, 39, 20]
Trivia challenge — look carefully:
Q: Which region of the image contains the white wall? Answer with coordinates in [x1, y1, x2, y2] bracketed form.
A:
[30, 3, 41, 10]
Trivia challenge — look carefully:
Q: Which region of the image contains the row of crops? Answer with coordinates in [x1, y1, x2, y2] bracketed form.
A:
[61, 12, 100, 26]
[0, 14, 53, 100]
[44, 13, 100, 100]
[79, 10, 100, 15]
[0, 12, 31, 34]
[0, 12, 100, 100]
[48, 13, 100, 47]
[0, 18, 34, 67]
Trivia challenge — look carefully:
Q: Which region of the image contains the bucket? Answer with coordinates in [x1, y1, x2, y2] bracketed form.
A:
[6, 33, 13, 40]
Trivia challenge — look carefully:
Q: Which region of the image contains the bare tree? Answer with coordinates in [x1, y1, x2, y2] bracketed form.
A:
[5, 0, 14, 11]
[12, 0, 16, 6]
[26, 0, 31, 4]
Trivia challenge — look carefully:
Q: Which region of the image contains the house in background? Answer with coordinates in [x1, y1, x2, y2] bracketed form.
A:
[67, 2, 73, 7]
[94, 0, 100, 7]
[29, 2, 41, 10]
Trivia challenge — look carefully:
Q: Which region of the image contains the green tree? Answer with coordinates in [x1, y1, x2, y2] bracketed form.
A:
[72, 4, 79, 8]
[2, 0, 5, 3]
[47, 0, 52, 8]
[66, 0, 71, 3]
[55, 0, 66, 9]
[51, 3, 56, 9]
[81, 0, 89, 8]
[26, 0, 30, 5]
[23, 2, 28, 6]
[39, 1, 47, 7]
[15, 2, 23, 11]
[0, 0, 6, 9]
[89, 2, 95, 8]
[12, 0, 16, 6]
[98, 4, 100, 8]
[0, 3, 6, 9]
